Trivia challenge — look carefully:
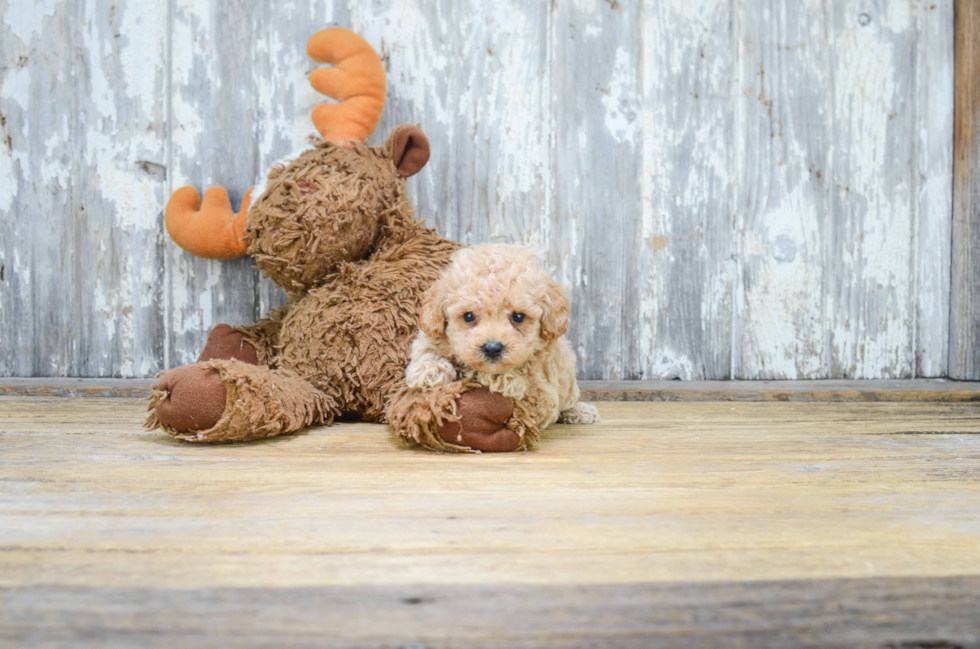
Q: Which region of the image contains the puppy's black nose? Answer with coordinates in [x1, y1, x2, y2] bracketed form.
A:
[481, 341, 505, 360]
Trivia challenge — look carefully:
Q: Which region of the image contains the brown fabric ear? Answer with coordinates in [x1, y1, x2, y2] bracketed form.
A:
[385, 125, 430, 178]
[419, 282, 447, 339]
[540, 280, 570, 341]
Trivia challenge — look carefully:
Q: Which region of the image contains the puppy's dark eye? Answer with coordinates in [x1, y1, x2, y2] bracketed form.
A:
[462, 312, 476, 323]
[511, 312, 526, 324]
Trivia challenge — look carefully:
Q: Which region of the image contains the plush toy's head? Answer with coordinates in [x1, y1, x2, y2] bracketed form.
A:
[246, 125, 430, 293]
[164, 27, 430, 293]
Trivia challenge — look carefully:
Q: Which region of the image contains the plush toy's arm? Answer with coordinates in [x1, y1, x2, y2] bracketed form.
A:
[234, 303, 291, 366]
[165, 186, 254, 259]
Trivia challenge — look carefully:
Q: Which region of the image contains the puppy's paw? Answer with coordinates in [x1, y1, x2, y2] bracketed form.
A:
[559, 402, 601, 424]
[406, 353, 457, 390]
[481, 371, 527, 400]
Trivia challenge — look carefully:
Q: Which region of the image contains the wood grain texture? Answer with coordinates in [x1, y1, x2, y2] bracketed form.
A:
[735, 0, 833, 379]
[641, 0, 736, 380]
[3, 579, 980, 648]
[553, 0, 642, 379]
[0, 0, 78, 377]
[951, 0, 980, 380]
[75, 0, 169, 377]
[2, 397, 980, 644]
[3, 398, 980, 588]
[828, 0, 917, 379]
[350, 0, 456, 239]
[0, 1, 958, 379]
[916, 1, 955, 377]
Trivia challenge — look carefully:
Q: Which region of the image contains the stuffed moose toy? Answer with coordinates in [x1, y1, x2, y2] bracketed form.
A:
[147, 28, 540, 452]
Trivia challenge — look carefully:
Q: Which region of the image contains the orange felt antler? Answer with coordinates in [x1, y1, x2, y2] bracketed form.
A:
[307, 27, 387, 144]
[165, 186, 253, 259]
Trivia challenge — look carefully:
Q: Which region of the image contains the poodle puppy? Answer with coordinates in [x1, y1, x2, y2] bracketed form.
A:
[406, 244, 600, 441]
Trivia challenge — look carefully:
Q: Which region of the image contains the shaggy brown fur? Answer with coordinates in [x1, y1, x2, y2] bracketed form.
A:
[246, 140, 405, 293]
[148, 127, 529, 452]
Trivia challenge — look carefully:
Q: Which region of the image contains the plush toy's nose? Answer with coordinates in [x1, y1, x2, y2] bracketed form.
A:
[481, 341, 505, 360]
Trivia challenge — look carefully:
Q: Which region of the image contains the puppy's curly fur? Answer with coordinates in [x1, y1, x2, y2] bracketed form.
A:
[406, 245, 600, 442]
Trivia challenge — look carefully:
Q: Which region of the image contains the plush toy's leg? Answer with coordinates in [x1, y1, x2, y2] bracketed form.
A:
[234, 306, 288, 366]
[386, 382, 538, 453]
[198, 324, 260, 364]
[147, 359, 339, 443]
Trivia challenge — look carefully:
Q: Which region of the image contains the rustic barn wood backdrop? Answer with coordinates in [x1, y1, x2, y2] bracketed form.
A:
[0, 0, 963, 380]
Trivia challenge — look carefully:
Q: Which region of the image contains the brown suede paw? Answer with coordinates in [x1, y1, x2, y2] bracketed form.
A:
[438, 387, 520, 452]
[198, 324, 259, 364]
[155, 365, 227, 433]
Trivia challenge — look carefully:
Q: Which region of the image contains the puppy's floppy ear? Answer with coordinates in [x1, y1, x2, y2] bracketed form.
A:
[419, 280, 448, 339]
[540, 279, 570, 341]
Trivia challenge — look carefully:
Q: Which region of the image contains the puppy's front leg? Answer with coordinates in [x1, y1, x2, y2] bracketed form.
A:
[406, 352, 457, 390]
[467, 370, 527, 400]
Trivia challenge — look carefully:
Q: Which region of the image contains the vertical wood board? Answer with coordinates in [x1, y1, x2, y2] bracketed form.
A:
[951, 0, 980, 380]
[640, 0, 736, 380]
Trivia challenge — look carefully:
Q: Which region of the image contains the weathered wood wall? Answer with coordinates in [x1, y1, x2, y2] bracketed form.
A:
[0, 0, 956, 380]
[951, 0, 980, 380]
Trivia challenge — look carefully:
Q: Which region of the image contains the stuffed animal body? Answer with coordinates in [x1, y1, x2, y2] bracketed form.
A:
[147, 28, 566, 452]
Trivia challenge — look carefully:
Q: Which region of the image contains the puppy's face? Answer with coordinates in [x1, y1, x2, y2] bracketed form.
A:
[421, 246, 569, 374]
[443, 291, 544, 373]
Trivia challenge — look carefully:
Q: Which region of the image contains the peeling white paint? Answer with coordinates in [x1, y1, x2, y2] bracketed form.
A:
[650, 351, 697, 381]
[4, 0, 61, 45]
[2, 66, 32, 111]
[13, 248, 30, 303]
[827, 3, 914, 378]
[880, 1, 911, 33]
[0, 140, 16, 213]
[602, 47, 639, 144]
[354, 2, 451, 129]
[93, 277, 117, 341]
[39, 117, 70, 189]
[639, 0, 737, 379]
[117, 0, 166, 111]
[739, 181, 828, 379]
[914, 0, 954, 377]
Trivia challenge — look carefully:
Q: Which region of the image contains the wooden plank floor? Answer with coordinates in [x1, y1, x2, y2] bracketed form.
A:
[2, 397, 980, 647]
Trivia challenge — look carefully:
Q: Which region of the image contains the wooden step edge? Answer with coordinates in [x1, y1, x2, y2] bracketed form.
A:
[580, 380, 980, 402]
[1, 378, 979, 402]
